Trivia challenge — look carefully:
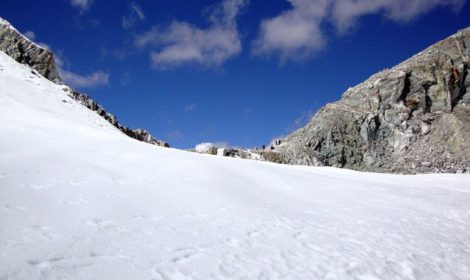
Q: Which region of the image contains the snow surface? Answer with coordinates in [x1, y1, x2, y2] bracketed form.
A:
[0, 51, 470, 279]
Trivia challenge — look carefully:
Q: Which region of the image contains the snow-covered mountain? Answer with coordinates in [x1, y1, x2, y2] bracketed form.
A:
[1, 46, 470, 279]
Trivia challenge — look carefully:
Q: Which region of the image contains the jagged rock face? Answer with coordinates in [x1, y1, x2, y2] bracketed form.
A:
[275, 27, 470, 174]
[0, 18, 61, 83]
[68, 89, 170, 147]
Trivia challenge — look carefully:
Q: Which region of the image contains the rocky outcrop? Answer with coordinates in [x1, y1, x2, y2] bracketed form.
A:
[68, 89, 169, 147]
[0, 18, 61, 83]
[219, 148, 261, 160]
[190, 143, 263, 160]
[0, 17, 169, 148]
[274, 27, 470, 174]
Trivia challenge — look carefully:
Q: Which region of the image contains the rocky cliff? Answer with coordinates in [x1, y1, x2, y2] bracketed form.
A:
[274, 27, 470, 174]
[0, 17, 169, 148]
[0, 18, 61, 83]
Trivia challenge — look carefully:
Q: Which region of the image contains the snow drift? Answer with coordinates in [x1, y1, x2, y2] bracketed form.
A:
[1, 51, 470, 279]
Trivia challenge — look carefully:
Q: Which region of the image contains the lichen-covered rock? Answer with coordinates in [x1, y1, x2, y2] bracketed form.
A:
[0, 18, 61, 83]
[274, 27, 470, 174]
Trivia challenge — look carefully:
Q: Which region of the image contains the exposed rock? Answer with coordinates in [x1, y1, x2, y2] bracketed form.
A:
[1, 17, 169, 148]
[68, 88, 169, 147]
[191, 143, 262, 160]
[0, 18, 61, 83]
[259, 150, 283, 164]
[219, 148, 260, 160]
[274, 27, 470, 174]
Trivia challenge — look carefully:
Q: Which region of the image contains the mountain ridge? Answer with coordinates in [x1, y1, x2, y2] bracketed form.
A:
[1, 17, 469, 173]
[272, 26, 470, 173]
[0, 18, 61, 83]
[0, 17, 169, 148]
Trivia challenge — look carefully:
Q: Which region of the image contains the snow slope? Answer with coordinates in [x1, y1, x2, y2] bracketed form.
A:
[0, 51, 469, 280]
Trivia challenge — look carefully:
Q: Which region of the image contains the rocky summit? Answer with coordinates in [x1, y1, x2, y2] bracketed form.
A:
[273, 27, 470, 174]
[0, 18, 169, 148]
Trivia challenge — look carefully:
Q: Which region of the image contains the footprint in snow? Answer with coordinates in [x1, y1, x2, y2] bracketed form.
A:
[86, 219, 117, 231]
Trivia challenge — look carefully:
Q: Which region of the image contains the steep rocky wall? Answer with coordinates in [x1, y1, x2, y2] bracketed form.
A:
[0, 18, 61, 83]
[275, 27, 470, 174]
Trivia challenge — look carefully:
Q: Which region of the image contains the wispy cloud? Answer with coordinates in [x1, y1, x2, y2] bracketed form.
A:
[55, 54, 109, 88]
[121, 71, 131, 86]
[167, 129, 184, 141]
[332, 0, 465, 33]
[24, 30, 36, 40]
[60, 70, 109, 88]
[252, 0, 330, 62]
[122, 2, 146, 29]
[69, 0, 94, 12]
[253, 0, 465, 62]
[20, 29, 107, 88]
[23, 30, 51, 50]
[135, 0, 248, 69]
[184, 103, 197, 112]
[292, 109, 316, 130]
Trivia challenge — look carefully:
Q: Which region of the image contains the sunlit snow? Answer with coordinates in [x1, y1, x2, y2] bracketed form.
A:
[1, 51, 469, 279]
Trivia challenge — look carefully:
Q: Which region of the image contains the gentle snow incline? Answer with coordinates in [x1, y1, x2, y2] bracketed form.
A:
[1, 51, 470, 280]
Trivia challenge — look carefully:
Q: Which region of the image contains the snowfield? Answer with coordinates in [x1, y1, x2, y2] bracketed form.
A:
[0, 51, 470, 280]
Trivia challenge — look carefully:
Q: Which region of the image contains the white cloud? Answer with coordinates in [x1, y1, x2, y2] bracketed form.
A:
[184, 103, 197, 112]
[55, 54, 109, 88]
[60, 70, 109, 88]
[332, 0, 465, 33]
[22, 30, 51, 50]
[252, 0, 330, 61]
[122, 2, 146, 29]
[253, 0, 466, 61]
[24, 30, 36, 40]
[121, 71, 130, 86]
[19, 29, 107, 88]
[167, 129, 184, 141]
[69, 0, 94, 12]
[290, 108, 317, 131]
[132, 2, 145, 20]
[135, 0, 248, 69]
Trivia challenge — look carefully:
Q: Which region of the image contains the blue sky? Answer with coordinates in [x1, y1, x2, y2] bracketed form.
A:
[1, 0, 470, 148]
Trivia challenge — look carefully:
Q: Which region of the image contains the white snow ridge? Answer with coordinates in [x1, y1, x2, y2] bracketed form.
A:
[0, 50, 470, 279]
